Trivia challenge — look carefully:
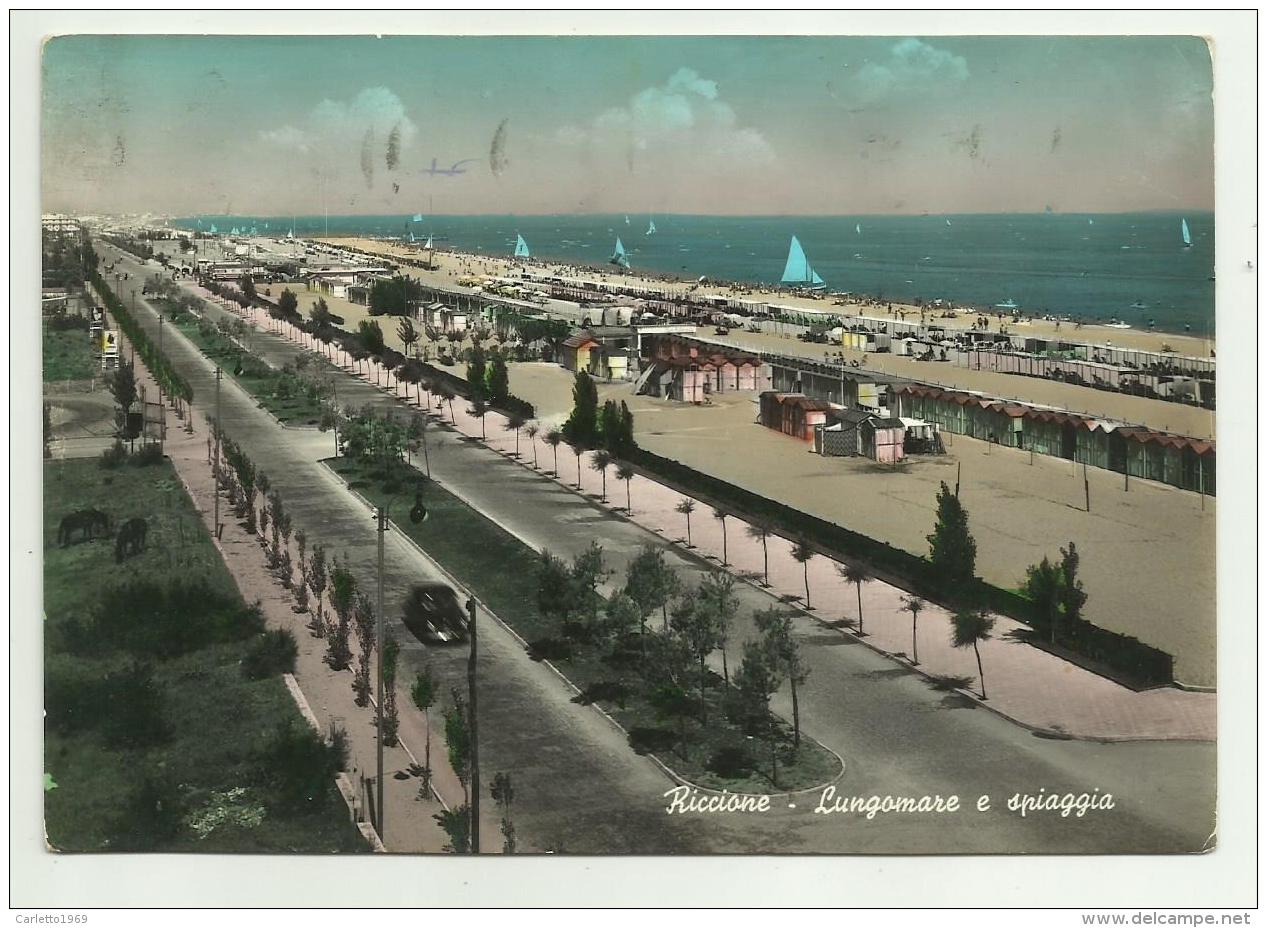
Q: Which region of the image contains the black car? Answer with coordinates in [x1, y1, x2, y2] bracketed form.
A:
[401, 583, 468, 644]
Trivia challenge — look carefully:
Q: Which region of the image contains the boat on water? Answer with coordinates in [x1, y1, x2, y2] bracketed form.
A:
[625, 215, 631, 225]
[1182, 218, 1193, 248]
[514, 233, 530, 259]
[646, 218, 657, 236]
[781, 235, 826, 291]
[855, 223, 862, 235]
[1106, 321, 1132, 329]
[995, 299, 1020, 310]
[610, 236, 630, 269]
[1130, 301, 1148, 310]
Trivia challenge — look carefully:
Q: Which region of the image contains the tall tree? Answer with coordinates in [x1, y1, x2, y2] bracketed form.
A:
[466, 346, 487, 402]
[396, 316, 419, 357]
[486, 356, 510, 406]
[952, 610, 996, 699]
[537, 551, 573, 622]
[927, 481, 977, 593]
[1057, 542, 1088, 629]
[624, 545, 681, 637]
[698, 570, 737, 685]
[756, 608, 809, 750]
[1022, 556, 1062, 644]
[838, 561, 874, 636]
[358, 319, 386, 359]
[670, 589, 719, 723]
[562, 371, 599, 446]
[734, 639, 784, 787]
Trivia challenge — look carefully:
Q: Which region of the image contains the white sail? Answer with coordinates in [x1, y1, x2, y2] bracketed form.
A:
[1181, 218, 1192, 247]
[646, 219, 657, 236]
[781, 235, 825, 289]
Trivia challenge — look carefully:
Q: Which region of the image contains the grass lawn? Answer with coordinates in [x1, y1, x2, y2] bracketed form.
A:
[326, 454, 842, 794]
[158, 302, 328, 426]
[43, 327, 96, 382]
[43, 456, 365, 853]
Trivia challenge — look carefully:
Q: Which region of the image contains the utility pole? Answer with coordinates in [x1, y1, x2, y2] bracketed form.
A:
[157, 316, 165, 402]
[467, 595, 480, 854]
[213, 367, 223, 538]
[376, 505, 387, 843]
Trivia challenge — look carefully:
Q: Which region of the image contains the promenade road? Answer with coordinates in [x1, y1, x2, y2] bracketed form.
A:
[100, 242, 1216, 856]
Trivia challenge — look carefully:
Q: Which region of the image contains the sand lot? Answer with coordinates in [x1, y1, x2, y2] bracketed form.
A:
[509, 362, 1216, 688]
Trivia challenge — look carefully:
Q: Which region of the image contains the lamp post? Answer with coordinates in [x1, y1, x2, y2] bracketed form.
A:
[373, 485, 429, 844]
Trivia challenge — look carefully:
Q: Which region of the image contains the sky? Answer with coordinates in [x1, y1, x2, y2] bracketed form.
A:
[41, 35, 1214, 217]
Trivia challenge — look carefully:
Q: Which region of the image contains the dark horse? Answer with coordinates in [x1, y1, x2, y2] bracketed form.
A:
[114, 518, 148, 563]
[57, 508, 112, 546]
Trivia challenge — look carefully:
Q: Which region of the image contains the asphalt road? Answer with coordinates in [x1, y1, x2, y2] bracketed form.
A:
[95, 242, 1216, 856]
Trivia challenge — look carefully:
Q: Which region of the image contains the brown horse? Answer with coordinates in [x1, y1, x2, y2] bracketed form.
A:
[114, 518, 148, 563]
[57, 509, 112, 546]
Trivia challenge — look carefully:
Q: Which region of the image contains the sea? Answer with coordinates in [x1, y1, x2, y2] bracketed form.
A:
[172, 212, 1215, 335]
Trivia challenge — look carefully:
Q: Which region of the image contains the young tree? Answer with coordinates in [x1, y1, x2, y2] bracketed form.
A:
[616, 462, 636, 513]
[590, 449, 613, 502]
[675, 498, 697, 547]
[504, 412, 526, 457]
[544, 428, 563, 476]
[466, 347, 488, 402]
[490, 772, 516, 854]
[698, 570, 737, 685]
[604, 591, 642, 641]
[444, 688, 472, 808]
[927, 481, 977, 593]
[277, 288, 299, 321]
[524, 422, 540, 469]
[410, 665, 438, 799]
[326, 560, 357, 670]
[837, 561, 874, 636]
[711, 507, 729, 566]
[746, 520, 774, 586]
[568, 541, 611, 631]
[1023, 556, 1062, 644]
[379, 632, 401, 747]
[358, 319, 386, 361]
[901, 595, 926, 665]
[571, 441, 586, 489]
[952, 610, 997, 699]
[352, 592, 375, 706]
[791, 538, 816, 609]
[468, 398, 489, 440]
[734, 638, 784, 787]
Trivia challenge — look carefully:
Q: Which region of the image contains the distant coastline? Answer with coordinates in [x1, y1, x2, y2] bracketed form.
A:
[171, 211, 1216, 337]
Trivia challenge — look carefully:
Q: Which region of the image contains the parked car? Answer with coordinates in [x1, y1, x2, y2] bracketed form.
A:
[401, 583, 468, 644]
[714, 326, 730, 336]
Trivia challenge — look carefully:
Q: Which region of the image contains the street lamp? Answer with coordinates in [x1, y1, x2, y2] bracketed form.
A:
[373, 483, 429, 844]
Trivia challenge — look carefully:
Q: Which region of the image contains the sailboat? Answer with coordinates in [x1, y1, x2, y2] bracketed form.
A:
[646, 218, 657, 236]
[209, 223, 218, 234]
[946, 219, 952, 226]
[625, 215, 631, 225]
[1181, 218, 1193, 248]
[425, 234, 434, 250]
[514, 233, 530, 259]
[610, 236, 630, 269]
[781, 235, 826, 290]
[856, 223, 862, 235]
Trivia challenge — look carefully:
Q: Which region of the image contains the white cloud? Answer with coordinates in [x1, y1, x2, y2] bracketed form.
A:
[259, 87, 417, 166]
[856, 39, 969, 99]
[558, 67, 774, 168]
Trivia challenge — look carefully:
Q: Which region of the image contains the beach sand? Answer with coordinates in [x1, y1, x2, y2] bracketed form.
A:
[318, 236, 1216, 358]
[506, 361, 1216, 688]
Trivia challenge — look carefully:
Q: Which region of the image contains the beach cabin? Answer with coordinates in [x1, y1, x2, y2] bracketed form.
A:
[759, 392, 831, 442]
[861, 417, 906, 463]
[561, 332, 600, 373]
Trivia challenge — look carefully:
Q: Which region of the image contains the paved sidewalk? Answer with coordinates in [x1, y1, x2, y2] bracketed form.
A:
[258, 315, 1215, 742]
